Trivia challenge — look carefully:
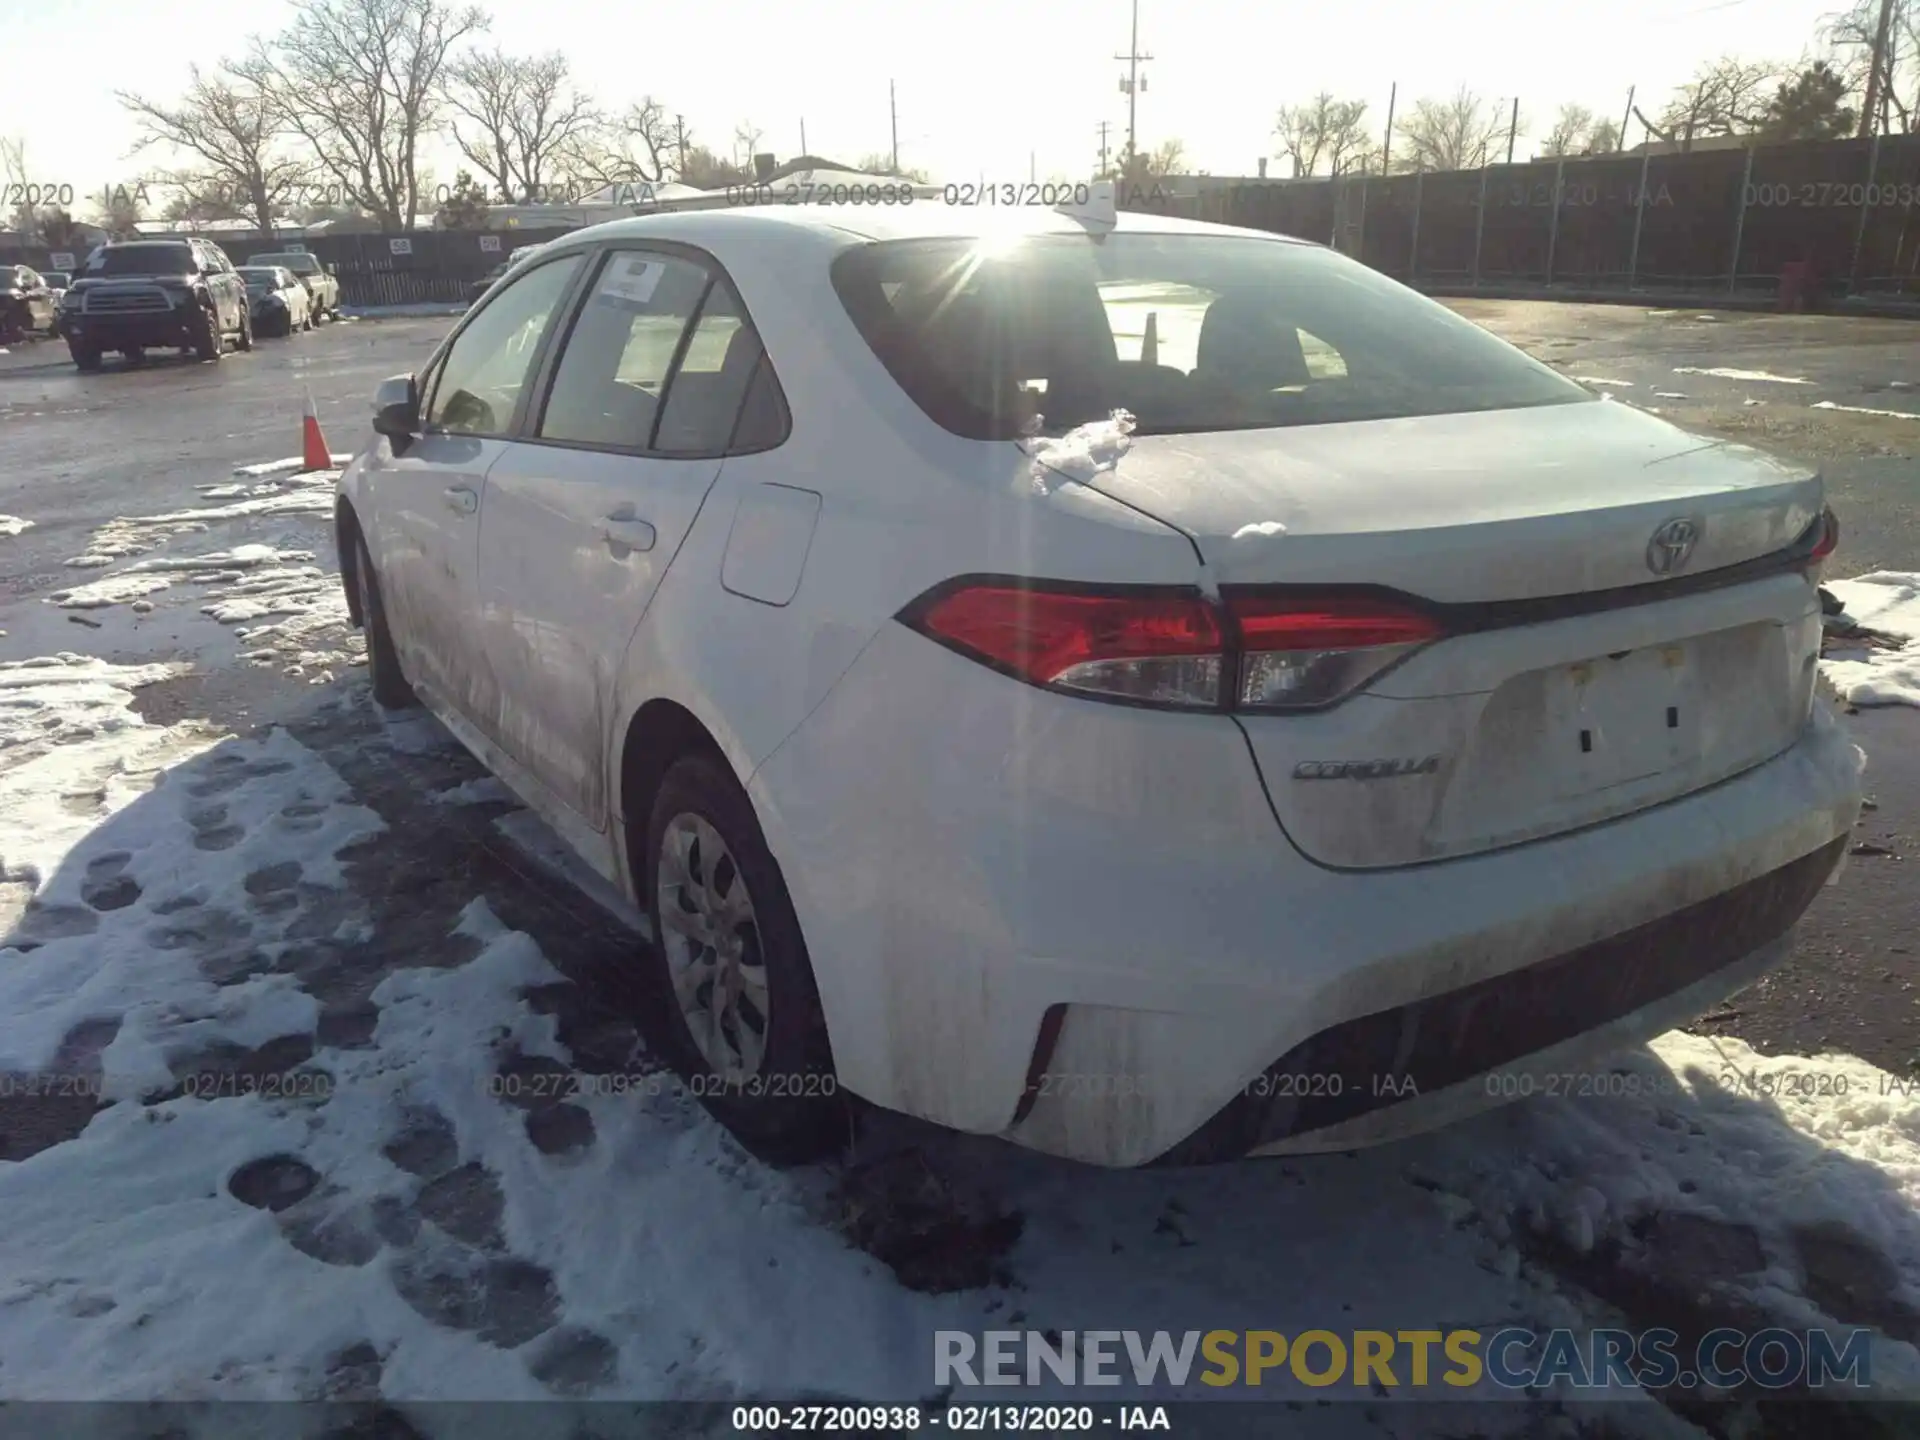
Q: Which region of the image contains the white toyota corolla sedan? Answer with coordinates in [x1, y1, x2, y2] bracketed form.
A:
[335, 186, 1862, 1169]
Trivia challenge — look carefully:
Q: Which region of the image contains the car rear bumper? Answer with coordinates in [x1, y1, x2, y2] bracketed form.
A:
[749, 625, 1864, 1167]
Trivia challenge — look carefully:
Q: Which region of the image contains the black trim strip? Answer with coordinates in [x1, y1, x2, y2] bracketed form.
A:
[1218, 508, 1829, 634]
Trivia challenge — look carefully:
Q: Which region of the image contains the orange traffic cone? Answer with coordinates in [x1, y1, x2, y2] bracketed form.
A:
[302, 389, 332, 472]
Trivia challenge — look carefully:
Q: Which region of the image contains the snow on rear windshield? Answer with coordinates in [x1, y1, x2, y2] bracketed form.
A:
[830, 234, 1592, 440]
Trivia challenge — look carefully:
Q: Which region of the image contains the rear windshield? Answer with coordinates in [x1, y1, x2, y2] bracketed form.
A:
[239, 268, 278, 286]
[88, 244, 195, 277]
[830, 233, 1591, 439]
[257, 254, 319, 273]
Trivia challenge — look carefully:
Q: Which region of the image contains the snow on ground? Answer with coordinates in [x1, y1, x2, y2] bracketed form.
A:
[0, 466, 363, 689]
[0, 666, 1917, 1427]
[1823, 573, 1920, 708]
[1671, 367, 1812, 385]
[2, 460, 1920, 1424]
[0, 515, 32, 537]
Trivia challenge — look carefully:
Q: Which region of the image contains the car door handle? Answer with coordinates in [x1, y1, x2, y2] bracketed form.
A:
[596, 517, 657, 551]
[443, 486, 479, 515]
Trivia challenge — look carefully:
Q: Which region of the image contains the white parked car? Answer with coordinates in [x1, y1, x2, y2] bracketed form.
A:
[335, 192, 1861, 1169]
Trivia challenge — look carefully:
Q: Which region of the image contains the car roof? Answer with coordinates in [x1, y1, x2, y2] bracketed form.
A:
[537, 201, 1317, 256]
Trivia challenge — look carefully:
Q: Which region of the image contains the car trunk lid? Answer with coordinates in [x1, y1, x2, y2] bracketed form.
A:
[1069, 400, 1827, 868]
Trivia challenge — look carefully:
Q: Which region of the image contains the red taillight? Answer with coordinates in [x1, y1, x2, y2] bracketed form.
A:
[908, 584, 1225, 707]
[902, 582, 1445, 712]
[1809, 506, 1839, 563]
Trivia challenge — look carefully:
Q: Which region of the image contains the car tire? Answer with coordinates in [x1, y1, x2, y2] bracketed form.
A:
[70, 344, 101, 372]
[349, 528, 417, 710]
[638, 755, 849, 1167]
[237, 307, 254, 352]
[190, 305, 220, 362]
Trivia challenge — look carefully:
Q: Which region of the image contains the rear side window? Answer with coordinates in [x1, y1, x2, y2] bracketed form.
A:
[830, 234, 1590, 439]
[653, 281, 781, 455]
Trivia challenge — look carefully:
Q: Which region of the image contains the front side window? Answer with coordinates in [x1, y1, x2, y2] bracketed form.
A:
[537, 250, 710, 450]
[426, 253, 585, 437]
[831, 233, 1591, 439]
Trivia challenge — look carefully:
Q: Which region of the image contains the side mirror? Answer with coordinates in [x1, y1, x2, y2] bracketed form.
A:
[372, 374, 420, 445]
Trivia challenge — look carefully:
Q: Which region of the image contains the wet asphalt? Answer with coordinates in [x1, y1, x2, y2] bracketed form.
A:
[0, 300, 1916, 1073]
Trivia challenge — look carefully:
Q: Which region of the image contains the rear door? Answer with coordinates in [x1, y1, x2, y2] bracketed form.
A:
[360, 250, 587, 719]
[472, 247, 766, 829]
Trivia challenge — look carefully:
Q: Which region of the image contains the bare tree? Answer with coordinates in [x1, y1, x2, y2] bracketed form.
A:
[443, 49, 598, 203]
[1586, 118, 1622, 152]
[560, 98, 680, 188]
[118, 65, 311, 234]
[1540, 103, 1597, 156]
[2, 136, 35, 236]
[1824, 0, 1918, 131]
[243, 0, 488, 230]
[682, 145, 753, 188]
[1398, 87, 1510, 170]
[1274, 93, 1374, 176]
[853, 152, 931, 181]
[732, 121, 766, 169]
[1653, 57, 1782, 147]
[93, 182, 149, 239]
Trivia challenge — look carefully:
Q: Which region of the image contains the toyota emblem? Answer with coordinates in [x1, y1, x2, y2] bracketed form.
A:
[1646, 518, 1700, 576]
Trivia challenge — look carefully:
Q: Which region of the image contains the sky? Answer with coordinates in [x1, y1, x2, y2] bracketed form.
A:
[0, 0, 1849, 212]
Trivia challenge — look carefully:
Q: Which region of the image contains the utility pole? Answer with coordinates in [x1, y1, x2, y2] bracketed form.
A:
[800, 119, 808, 156]
[1114, 0, 1152, 166]
[1506, 97, 1519, 164]
[1380, 82, 1396, 173]
[890, 81, 900, 173]
[1619, 86, 1635, 151]
[1859, 0, 1898, 137]
[675, 115, 688, 175]
[1096, 120, 1112, 177]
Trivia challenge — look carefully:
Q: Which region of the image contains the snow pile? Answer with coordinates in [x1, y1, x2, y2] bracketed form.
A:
[1231, 521, 1287, 541]
[1813, 401, 1920, 422]
[0, 516, 32, 538]
[1672, 367, 1811, 384]
[1412, 1031, 1920, 1398]
[1019, 410, 1137, 496]
[0, 655, 189, 759]
[1822, 573, 1920, 708]
[47, 574, 176, 610]
[63, 477, 335, 570]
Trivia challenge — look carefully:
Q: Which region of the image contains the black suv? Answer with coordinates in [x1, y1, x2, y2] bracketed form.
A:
[61, 239, 252, 371]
